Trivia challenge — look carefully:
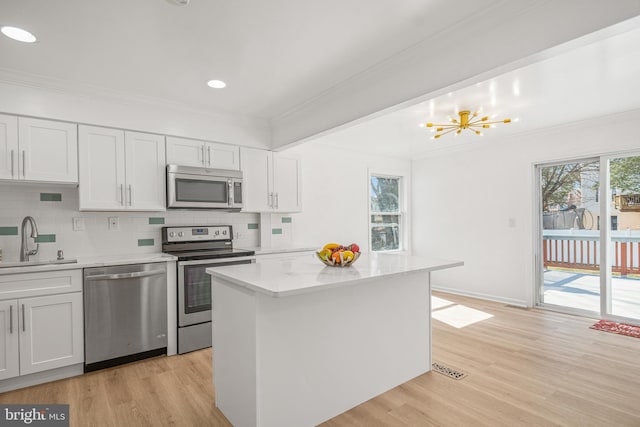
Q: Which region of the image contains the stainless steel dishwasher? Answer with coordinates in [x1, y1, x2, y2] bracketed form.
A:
[84, 263, 167, 372]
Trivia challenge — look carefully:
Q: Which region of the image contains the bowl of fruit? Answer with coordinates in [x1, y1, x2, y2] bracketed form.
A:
[316, 243, 361, 267]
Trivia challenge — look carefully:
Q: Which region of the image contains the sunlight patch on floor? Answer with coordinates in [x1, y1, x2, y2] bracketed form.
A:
[432, 304, 494, 328]
[432, 295, 455, 310]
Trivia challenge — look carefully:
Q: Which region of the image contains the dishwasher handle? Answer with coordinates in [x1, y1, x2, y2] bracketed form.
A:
[85, 269, 166, 281]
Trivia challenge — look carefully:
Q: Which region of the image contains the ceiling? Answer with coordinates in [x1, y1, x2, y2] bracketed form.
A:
[316, 21, 640, 159]
[0, 1, 639, 155]
[0, 0, 484, 118]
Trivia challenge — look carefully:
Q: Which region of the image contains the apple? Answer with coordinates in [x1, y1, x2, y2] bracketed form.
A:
[349, 243, 360, 253]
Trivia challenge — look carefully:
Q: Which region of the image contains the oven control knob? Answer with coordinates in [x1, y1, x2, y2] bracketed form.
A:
[178, 232, 184, 237]
[169, 232, 175, 238]
[222, 230, 227, 235]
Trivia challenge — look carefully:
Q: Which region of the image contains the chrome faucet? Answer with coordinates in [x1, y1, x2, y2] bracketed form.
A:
[20, 216, 39, 262]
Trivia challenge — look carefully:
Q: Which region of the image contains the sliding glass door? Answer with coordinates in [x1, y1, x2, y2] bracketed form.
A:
[537, 154, 640, 323]
[608, 155, 640, 320]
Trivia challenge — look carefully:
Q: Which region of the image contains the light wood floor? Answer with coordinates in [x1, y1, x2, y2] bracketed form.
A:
[2, 292, 640, 426]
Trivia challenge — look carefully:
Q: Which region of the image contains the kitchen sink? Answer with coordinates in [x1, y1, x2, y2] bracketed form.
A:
[0, 259, 78, 268]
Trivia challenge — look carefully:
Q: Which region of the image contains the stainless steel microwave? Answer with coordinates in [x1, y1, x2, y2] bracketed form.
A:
[166, 164, 243, 211]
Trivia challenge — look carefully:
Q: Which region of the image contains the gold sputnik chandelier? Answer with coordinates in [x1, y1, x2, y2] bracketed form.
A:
[426, 110, 511, 139]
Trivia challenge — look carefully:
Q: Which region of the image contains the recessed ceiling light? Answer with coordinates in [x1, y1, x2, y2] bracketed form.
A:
[207, 80, 226, 89]
[1, 26, 37, 43]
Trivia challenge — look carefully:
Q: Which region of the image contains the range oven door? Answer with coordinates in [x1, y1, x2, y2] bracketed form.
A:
[177, 256, 255, 327]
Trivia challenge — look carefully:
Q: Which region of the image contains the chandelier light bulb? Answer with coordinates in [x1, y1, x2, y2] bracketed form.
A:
[424, 110, 513, 140]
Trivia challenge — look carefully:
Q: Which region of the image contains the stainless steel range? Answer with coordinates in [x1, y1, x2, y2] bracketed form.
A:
[162, 225, 255, 354]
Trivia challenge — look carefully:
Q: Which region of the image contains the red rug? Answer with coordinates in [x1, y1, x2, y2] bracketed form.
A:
[590, 320, 640, 338]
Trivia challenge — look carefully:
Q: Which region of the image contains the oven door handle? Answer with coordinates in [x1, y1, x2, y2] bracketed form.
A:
[178, 256, 256, 266]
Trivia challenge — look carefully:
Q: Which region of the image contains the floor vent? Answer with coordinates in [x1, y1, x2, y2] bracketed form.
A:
[432, 363, 466, 380]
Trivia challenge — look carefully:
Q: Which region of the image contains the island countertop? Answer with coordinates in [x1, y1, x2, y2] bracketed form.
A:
[206, 252, 463, 297]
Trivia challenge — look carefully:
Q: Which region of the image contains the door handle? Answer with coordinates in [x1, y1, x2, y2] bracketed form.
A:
[128, 184, 132, 206]
[10, 149, 14, 178]
[120, 184, 124, 205]
[201, 145, 206, 167]
[268, 192, 274, 208]
[22, 151, 26, 178]
[22, 304, 25, 332]
[208, 146, 211, 167]
[275, 192, 279, 209]
[85, 270, 166, 281]
[9, 305, 13, 334]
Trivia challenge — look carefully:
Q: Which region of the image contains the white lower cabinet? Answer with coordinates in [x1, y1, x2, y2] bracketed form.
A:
[0, 270, 83, 382]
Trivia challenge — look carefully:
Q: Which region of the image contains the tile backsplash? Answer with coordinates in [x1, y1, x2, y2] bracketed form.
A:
[0, 183, 260, 263]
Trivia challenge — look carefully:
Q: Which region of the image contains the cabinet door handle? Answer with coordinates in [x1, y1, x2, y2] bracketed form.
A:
[275, 192, 279, 209]
[268, 192, 273, 208]
[201, 145, 206, 167]
[120, 184, 124, 205]
[128, 184, 132, 206]
[10, 149, 15, 178]
[22, 151, 26, 178]
[22, 304, 25, 332]
[208, 146, 211, 167]
[9, 305, 13, 334]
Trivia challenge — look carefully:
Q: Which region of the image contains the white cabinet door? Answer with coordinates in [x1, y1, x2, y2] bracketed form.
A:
[18, 118, 78, 183]
[241, 147, 273, 212]
[166, 136, 204, 167]
[78, 125, 126, 210]
[206, 142, 240, 170]
[125, 131, 166, 211]
[19, 292, 83, 376]
[273, 154, 301, 212]
[0, 114, 18, 180]
[0, 300, 19, 380]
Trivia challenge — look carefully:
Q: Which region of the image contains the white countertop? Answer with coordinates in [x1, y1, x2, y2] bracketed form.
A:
[239, 246, 318, 255]
[207, 252, 463, 297]
[0, 253, 177, 275]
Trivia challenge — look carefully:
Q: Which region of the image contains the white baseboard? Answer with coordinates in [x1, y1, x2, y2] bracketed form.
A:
[432, 285, 529, 308]
[0, 364, 83, 393]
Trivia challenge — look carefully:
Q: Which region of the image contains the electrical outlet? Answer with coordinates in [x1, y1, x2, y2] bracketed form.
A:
[108, 217, 120, 230]
[72, 217, 85, 231]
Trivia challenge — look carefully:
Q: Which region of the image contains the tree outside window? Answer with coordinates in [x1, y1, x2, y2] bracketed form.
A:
[370, 175, 402, 251]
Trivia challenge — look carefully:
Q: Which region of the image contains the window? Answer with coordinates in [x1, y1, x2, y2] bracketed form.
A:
[370, 174, 403, 251]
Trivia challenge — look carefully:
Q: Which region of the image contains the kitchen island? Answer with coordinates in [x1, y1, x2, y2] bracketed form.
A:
[206, 253, 462, 427]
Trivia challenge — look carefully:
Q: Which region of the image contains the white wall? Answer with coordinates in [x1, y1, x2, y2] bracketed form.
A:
[412, 109, 640, 307]
[284, 143, 411, 252]
[0, 80, 270, 149]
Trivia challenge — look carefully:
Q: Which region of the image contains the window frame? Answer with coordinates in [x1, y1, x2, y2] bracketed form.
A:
[368, 172, 404, 252]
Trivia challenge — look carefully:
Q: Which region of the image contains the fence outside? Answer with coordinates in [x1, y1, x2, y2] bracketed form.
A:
[543, 230, 640, 276]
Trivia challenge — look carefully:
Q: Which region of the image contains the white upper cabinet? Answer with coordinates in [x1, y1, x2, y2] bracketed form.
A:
[241, 147, 301, 213]
[166, 136, 240, 170]
[78, 126, 125, 210]
[124, 131, 166, 210]
[0, 114, 18, 181]
[273, 154, 301, 212]
[18, 118, 78, 183]
[0, 116, 77, 183]
[79, 125, 166, 211]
